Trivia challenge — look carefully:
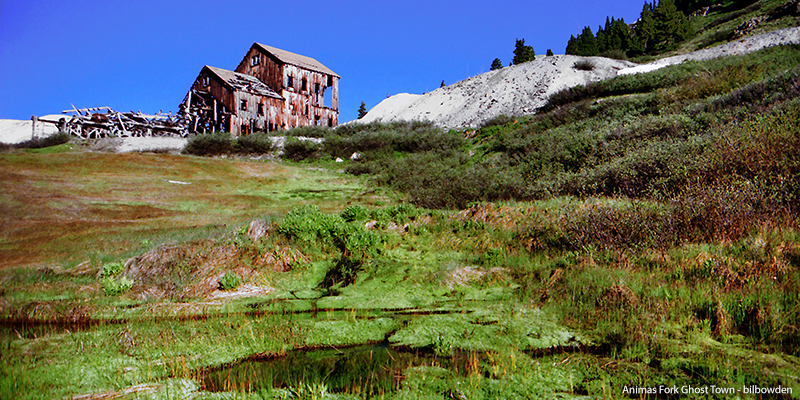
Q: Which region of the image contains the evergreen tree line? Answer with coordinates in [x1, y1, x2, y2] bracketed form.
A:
[566, 0, 693, 58]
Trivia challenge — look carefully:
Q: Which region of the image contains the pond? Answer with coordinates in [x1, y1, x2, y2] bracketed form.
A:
[200, 341, 483, 396]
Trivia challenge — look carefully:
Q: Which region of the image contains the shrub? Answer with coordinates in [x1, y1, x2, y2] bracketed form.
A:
[573, 60, 595, 71]
[182, 132, 234, 156]
[599, 49, 628, 60]
[218, 271, 242, 291]
[340, 205, 370, 222]
[279, 205, 379, 258]
[102, 276, 133, 296]
[9, 132, 72, 150]
[283, 137, 323, 161]
[236, 132, 274, 154]
[480, 115, 516, 129]
[284, 125, 330, 138]
[100, 261, 124, 278]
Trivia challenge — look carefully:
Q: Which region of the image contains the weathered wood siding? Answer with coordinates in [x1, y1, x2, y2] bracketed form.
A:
[187, 70, 234, 133]
[281, 65, 338, 128]
[235, 47, 339, 129]
[236, 47, 284, 95]
[188, 68, 283, 135]
[230, 91, 283, 136]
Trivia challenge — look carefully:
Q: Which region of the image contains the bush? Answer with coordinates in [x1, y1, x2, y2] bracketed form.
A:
[8, 132, 72, 150]
[573, 60, 595, 71]
[599, 49, 628, 60]
[340, 205, 370, 222]
[283, 137, 323, 161]
[218, 271, 242, 291]
[182, 132, 234, 156]
[100, 261, 124, 278]
[284, 125, 330, 138]
[102, 276, 133, 296]
[236, 132, 274, 154]
[279, 205, 379, 258]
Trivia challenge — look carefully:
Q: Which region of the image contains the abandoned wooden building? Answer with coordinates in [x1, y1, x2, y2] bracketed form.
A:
[180, 43, 340, 135]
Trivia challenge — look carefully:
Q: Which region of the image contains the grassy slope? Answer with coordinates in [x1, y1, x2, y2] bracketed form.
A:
[2, 4, 800, 400]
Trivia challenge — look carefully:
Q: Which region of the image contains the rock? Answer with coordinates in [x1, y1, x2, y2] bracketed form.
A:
[350, 152, 362, 161]
[335, 157, 344, 163]
[247, 219, 269, 242]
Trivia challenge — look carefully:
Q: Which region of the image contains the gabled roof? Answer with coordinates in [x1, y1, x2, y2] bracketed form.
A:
[253, 43, 340, 78]
[203, 65, 283, 99]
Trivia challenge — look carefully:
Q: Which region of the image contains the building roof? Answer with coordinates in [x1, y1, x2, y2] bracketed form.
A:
[253, 43, 340, 78]
[204, 65, 283, 99]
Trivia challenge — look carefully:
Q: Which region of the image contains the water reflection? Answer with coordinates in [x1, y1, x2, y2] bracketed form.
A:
[200, 342, 480, 396]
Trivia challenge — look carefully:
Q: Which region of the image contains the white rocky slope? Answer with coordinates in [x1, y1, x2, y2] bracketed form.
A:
[358, 26, 800, 128]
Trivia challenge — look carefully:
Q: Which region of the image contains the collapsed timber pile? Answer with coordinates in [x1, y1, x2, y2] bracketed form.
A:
[34, 106, 187, 139]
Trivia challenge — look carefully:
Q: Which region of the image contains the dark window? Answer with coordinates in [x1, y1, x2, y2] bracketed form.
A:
[301, 78, 307, 91]
[328, 117, 333, 127]
[315, 83, 320, 94]
[305, 104, 309, 115]
[240, 99, 247, 111]
[257, 103, 264, 116]
[327, 75, 333, 86]
[287, 76, 293, 88]
[251, 55, 260, 66]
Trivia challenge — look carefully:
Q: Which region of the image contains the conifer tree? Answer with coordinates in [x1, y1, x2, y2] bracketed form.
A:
[546, 49, 554, 56]
[357, 101, 367, 119]
[513, 38, 536, 64]
[634, 2, 656, 54]
[652, 0, 692, 52]
[609, 17, 630, 52]
[490, 58, 503, 70]
[566, 35, 579, 55]
[576, 26, 598, 56]
[441, 80, 446, 88]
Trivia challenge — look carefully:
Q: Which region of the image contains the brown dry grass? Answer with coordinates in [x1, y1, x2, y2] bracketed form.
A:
[121, 239, 306, 300]
[0, 152, 296, 269]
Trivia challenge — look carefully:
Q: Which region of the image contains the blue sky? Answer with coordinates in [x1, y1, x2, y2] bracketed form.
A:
[0, 0, 645, 123]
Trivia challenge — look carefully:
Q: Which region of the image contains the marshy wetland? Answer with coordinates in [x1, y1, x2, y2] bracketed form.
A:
[4, 42, 800, 398]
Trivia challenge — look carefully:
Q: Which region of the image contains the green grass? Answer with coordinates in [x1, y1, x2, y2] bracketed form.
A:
[3, 10, 800, 399]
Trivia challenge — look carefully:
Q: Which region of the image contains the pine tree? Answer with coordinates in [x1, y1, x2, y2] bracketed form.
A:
[609, 17, 630, 52]
[440, 80, 446, 88]
[634, 2, 656, 54]
[357, 101, 367, 119]
[652, 0, 692, 52]
[513, 38, 535, 64]
[576, 26, 598, 56]
[546, 49, 554, 56]
[566, 35, 579, 55]
[490, 58, 503, 70]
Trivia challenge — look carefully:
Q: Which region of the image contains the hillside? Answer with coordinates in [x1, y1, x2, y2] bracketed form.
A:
[3, 2, 800, 399]
[358, 26, 800, 128]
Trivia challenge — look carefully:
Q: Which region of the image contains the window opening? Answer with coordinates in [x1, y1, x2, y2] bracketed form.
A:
[287, 75, 293, 89]
[240, 99, 247, 111]
[301, 78, 307, 91]
[257, 103, 264, 116]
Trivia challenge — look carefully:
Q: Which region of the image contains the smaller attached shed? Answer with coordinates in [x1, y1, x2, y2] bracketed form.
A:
[235, 43, 340, 129]
[181, 65, 284, 136]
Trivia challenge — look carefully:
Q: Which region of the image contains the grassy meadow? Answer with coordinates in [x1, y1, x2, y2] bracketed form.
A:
[3, 4, 800, 398]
